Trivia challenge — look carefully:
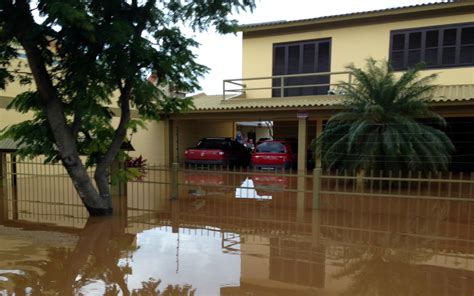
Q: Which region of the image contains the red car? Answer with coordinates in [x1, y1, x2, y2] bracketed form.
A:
[251, 140, 297, 170]
[185, 137, 250, 167]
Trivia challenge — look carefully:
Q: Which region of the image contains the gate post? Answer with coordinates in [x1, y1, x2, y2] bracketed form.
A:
[312, 168, 322, 210]
[170, 162, 179, 200]
[110, 159, 127, 197]
[0, 152, 6, 188]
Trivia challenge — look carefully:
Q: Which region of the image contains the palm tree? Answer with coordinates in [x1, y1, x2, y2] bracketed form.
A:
[316, 59, 454, 173]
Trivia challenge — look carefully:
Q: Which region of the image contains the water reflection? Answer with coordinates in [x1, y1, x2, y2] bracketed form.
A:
[0, 171, 473, 295]
[183, 170, 299, 208]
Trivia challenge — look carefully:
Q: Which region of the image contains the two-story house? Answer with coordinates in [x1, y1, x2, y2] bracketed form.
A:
[171, 1, 474, 171]
[1, 1, 474, 172]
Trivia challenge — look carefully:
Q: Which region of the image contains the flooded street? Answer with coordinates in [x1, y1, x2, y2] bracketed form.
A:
[0, 169, 473, 295]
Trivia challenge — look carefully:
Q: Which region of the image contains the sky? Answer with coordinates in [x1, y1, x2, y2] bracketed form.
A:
[191, 0, 446, 94]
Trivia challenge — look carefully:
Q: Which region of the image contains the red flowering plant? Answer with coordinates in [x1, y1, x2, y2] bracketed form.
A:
[124, 155, 147, 181]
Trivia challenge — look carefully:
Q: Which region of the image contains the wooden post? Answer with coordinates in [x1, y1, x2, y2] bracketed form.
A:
[170, 163, 179, 200]
[313, 168, 322, 210]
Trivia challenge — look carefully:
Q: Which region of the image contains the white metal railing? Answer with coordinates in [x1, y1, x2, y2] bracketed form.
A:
[222, 71, 353, 100]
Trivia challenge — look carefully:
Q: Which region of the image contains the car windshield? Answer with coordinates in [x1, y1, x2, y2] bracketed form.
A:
[196, 139, 230, 150]
[256, 142, 286, 153]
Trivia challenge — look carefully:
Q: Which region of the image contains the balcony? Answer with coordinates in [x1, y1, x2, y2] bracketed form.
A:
[222, 71, 353, 100]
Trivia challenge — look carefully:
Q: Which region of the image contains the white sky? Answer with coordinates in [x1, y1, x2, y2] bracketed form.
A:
[192, 0, 446, 94]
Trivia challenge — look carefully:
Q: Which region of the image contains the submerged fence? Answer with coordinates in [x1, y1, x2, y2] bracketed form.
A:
[2, 157, 474, 218]
[320, 169, 474, 202]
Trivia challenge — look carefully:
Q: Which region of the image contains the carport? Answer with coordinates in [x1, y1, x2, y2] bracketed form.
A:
[169, 93, 343, 171]
[169, 86, 474, 172]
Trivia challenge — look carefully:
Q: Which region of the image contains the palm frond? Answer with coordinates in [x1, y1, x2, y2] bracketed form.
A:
[317, 59, 453, 172]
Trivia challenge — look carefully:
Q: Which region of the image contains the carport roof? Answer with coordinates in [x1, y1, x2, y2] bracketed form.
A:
[190, 85, 474, 112]
[0, 138, 22, 152]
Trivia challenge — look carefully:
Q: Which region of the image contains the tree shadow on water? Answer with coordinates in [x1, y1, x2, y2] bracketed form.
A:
[2, 216, 195, 295]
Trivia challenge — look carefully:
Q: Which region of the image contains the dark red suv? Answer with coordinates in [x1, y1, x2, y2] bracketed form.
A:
[251, 140, 297, 170]
[185, 137, 250, 167]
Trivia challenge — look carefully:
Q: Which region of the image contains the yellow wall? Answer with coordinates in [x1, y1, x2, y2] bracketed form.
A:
[122, 119, 169, 166]
[0, 57, 35, 129]
[173, 120, 235, 163]
[1, 108, 169, 166]
[0, 108, 33, 131]
[242, 14, 474, 99]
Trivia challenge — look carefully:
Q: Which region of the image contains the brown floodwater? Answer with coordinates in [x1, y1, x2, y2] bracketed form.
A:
[0, 170, 473, 295]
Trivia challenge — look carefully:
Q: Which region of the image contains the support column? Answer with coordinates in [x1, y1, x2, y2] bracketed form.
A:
[297, 117, 308, 221]
[315, 118, 324, 168]
[297, 117, 307, 172]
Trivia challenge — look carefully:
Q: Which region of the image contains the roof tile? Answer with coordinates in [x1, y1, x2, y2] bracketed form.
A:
[190, 85, 474, 112]
[240, 1, 459, 30]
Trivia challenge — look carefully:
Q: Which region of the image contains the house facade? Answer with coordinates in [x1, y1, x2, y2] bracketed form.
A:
[1, 1, 474, 172]
[172, 1, 474, 171]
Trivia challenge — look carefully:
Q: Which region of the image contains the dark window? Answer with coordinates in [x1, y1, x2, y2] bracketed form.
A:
[272, 38, 331, 97]
[196, 139, 231, 150]
[392, 34, 405, 50]
[256, 142, 286, 153]
[461, 27, 474, 64]
[390, 23, 474, 70]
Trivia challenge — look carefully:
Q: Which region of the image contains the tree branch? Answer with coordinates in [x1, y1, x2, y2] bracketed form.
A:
[71, 113, 82, 137]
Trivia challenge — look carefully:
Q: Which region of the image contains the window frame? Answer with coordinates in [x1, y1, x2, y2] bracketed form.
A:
[389, 22, 474, 71]
[271, 38, 332, 97]
[272, 38, 332, 75]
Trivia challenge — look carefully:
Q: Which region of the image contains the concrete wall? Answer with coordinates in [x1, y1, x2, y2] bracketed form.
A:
[242, 13, 474, 99]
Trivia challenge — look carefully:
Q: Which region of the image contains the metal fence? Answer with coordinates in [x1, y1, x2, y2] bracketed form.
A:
[222, 71, 352, 99]
[320, 169, 474, 201]
[1, 155, 90, 226]
[2, 159, 473, 270]
[2, 157, 474, 223]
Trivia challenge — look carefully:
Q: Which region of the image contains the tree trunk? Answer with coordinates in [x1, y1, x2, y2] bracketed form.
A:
[12, 0, 113, 216]
[66, 159, 113, 216]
